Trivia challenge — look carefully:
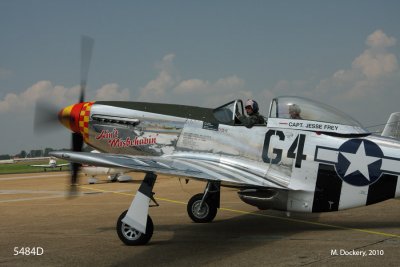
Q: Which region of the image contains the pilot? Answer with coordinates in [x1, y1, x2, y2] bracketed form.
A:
[237, 99, 265, 128]
[289, 104, 302, 119]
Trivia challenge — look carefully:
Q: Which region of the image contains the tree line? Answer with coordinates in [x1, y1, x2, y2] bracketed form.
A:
[0, 148, 58, 160]
[0, 146, 93, 160]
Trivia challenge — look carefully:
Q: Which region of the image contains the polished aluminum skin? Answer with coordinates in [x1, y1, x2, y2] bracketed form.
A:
[52, 97, 400, 213]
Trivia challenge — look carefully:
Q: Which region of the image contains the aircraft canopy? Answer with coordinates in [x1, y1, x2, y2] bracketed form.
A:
[268, 96, 368, 133]
[212, 97, 367, 134]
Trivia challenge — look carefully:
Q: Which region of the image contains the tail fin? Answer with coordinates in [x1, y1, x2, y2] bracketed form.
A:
[382, 112, 400, 138]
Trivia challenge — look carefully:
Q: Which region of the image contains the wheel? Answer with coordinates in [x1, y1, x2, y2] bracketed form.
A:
[116, 210, 153, 245]
[187, 193, 217, 223]
[108, 174, 118, 182]
[88, 177, 98, 184]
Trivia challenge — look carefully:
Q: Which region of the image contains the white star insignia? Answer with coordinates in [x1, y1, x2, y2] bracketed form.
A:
[340, 141, 380, 181]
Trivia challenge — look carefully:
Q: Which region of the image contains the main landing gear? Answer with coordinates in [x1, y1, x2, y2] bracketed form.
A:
[116, 172, 158, 246]
[116, 210, 154, 245]
[116, 178, 220, 246]
[187, 181, 220, 223]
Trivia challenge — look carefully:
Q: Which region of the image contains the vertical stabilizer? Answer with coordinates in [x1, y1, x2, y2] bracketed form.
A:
[382, 112, 400, 138]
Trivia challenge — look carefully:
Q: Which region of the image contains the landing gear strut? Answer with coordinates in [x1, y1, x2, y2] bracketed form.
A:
[187, 181, 220, 223]
[116, 172, 157, 246]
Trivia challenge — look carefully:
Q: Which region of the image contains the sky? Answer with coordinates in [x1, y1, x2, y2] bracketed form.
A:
[1, 0, 400, 155]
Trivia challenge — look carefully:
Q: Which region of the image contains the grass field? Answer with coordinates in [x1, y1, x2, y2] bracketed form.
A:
[0, 160, 70, 174]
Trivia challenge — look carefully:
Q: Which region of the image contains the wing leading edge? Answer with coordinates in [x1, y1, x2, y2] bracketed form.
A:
[50, 151, 289, 189]
[30, 163, 69, 167]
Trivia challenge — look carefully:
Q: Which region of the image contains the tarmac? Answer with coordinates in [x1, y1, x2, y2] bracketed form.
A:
[0, 171, 399, 267]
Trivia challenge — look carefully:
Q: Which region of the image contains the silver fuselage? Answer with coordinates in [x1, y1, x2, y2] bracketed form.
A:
[84, 103, 400, 213]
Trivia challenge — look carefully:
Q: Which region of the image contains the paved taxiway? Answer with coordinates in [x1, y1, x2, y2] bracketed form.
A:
[0, 172, 399, 266]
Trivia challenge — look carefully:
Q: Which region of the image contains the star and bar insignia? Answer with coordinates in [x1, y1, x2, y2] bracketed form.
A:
[315, 139, 400, 186]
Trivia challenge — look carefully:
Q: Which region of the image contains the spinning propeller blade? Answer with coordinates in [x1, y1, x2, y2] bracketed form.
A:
[69, 36, 94, 192]
[34, 101, 61, 133]
[79, 36, 94, 103]
[33, 36, 94, 196]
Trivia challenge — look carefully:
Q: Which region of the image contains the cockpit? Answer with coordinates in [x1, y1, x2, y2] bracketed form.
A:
[268, 97, 362, 126]
[212, 99, 266, 127]
[213, 96, 367, 134]
[213, 100, 245, 125]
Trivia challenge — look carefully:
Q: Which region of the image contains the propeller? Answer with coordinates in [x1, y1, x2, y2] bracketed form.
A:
[79, 35, 94, 103]
[33, 36, 94, 197]
[34, 101, 61, 133]
[70, 36, 94, 192]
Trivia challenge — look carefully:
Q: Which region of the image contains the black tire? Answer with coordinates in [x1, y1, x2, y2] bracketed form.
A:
[110, 174, 118, 183]
[187, 193, 217, 223]
[116, 210, 153, 246]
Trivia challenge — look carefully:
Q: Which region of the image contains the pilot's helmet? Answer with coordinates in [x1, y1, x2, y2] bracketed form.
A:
[289, 104, 301, 114]
[245, 99, 259, 113]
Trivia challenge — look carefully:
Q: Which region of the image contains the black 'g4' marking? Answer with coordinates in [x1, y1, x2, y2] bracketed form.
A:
[287, 134, 307, 168]
[263, 130, 307, 168]
[262, 130, 284, 164]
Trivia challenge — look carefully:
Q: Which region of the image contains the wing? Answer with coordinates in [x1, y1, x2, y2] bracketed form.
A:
[55, 163, 70, 167]
[30, 164, 50, 167]
[50, 151, 290, 189]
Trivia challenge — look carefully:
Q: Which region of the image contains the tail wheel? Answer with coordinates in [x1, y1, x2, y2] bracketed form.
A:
[187, 193, 217, 223]
[116, 210, 153, 246]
